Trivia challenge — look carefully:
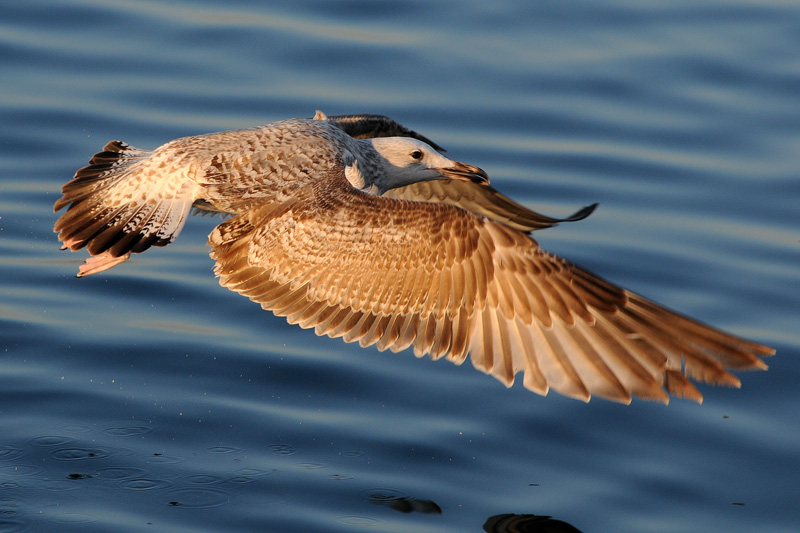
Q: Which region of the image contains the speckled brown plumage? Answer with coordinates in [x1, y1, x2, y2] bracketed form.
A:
[54, 113, 774, 404]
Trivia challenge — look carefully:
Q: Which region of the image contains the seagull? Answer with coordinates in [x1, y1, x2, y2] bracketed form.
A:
[53, 112, 774, 404]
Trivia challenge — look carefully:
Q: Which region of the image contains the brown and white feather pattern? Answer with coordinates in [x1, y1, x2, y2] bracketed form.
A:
[208, 169, 772, 405]
[54, 119, 363, 275]
[55, 114, 774, 403]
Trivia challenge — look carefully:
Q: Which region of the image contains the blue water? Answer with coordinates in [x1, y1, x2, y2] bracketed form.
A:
[1, 1, 799, 531]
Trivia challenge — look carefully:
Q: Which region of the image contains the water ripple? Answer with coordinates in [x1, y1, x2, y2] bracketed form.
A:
[117, 478, 174, 491]
[1, 1, 798, 532]
[0, 448, 25, 463]
[50, 448, 112, 461]
[25, 436, 74, 447]
[164, 488, 235, 509]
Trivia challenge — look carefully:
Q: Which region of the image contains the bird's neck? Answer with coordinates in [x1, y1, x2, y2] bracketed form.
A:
[350, 140, 389, 193]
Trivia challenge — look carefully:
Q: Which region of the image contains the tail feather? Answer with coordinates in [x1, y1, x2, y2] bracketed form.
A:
[58, 204, 128, 251]
[78, 252, 132, 278]
[54, 140, 197, 275]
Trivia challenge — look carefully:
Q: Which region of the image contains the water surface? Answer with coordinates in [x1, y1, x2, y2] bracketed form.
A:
[1, 1, 799, 531]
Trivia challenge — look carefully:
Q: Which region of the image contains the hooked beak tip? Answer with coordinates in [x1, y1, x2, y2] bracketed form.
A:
[439, 161, 490, 186]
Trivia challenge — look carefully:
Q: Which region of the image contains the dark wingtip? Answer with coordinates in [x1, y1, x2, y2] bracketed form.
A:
[317, 112, 447, 152]
[565, 202, 598, 222]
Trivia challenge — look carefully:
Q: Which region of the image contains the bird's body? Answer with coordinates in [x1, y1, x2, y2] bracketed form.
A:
[54, 112, 774, 404]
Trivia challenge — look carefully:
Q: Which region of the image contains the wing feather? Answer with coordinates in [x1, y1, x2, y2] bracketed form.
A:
[383, 179, 597, 232]
[314, 111, 446, 152]
[376, 314, 403, 352]
[394, 313, 420, 353]
[208, 179, 773, 404]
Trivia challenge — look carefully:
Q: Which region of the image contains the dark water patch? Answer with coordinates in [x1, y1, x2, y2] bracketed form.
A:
[0, 521, 24, 533]
[367, 489, 443, 515]
[484, 513, 584, 533]
[66, 473, 94, 480]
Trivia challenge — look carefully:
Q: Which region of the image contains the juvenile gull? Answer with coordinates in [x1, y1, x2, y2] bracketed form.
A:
[54, 113, 774, 404]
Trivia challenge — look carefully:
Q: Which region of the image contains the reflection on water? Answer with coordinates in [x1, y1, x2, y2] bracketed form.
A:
[484, 514, 584, 533]
[368, 490, 443, 514]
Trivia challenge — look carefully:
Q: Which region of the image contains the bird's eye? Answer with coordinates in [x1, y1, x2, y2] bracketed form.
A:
[410, 150, 423, 160]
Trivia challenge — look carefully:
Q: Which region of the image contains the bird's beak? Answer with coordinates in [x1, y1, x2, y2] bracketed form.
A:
[437, 161, 490, 186]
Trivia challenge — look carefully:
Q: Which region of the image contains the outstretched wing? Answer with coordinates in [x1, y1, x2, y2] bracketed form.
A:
[384, 179, 597, 232]
[54, 140, 201, 276]
[208, 178, 773, 404]
[314, 111, 447, 152]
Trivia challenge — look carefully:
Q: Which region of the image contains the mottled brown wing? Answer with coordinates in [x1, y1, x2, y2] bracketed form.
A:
[383, 179, 597, 232]
[313, 111, 447, 152]
[209, 183, 773, 404]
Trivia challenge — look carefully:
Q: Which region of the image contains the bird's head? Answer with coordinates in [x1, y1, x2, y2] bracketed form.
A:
[365, 137, 489, 193]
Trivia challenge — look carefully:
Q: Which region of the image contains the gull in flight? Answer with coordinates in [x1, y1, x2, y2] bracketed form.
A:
[54, 112, 774, 404]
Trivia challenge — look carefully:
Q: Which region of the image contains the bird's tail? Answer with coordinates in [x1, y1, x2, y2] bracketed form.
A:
[54, 140, 196, 276]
